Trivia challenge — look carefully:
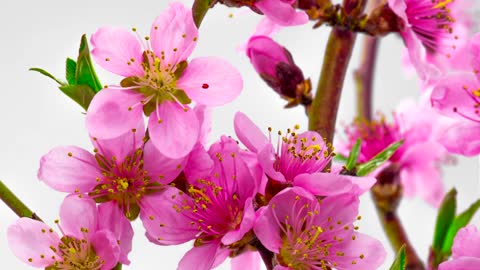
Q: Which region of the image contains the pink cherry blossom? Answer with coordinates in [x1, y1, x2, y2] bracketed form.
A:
[439, 224, 480, 270]
[87, 2, 243, 159]
[38, 122, 186, 220]
[254, 187, 386, 269]
[140, 136, 260, 270]
[388, 0, 472, 80]
[7, 195, 133, 269]
[337, 98, 450, 206]
[234, 112, 376, 197]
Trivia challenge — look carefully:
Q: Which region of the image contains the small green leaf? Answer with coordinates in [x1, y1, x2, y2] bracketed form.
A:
[389, 245, 406, 270]
[58, 84, 96, 111]
[30, 68, 65, 86]
[432, 189, 457, 251]
[441, 199, 480, 255]
[66, 58, 77, 85]
[346, 139, 361, 171]
[356, 140, 403, 176]
[76, 34, 102, 92]
[334, 153, 348, 162]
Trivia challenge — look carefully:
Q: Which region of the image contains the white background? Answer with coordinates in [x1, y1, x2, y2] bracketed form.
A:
[0, 0, 479, 269]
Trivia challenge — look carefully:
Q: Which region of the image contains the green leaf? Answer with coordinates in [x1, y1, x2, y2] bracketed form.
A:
[389, 245, 406, 270]
[432, 189, 457, 251]
[192, 0, 215, 27]
[334, 153, 348, 162]
[30, 68, 65, 86]
[58, 84, 96, 111]
[346, 139, 361, 171]
[66, 58, 77, 85]
[356, 140, 403, 176]
[75, 34, 102, 92]
[441, 199, 480, 255]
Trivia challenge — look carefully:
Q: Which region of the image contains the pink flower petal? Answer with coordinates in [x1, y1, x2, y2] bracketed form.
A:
[38, 146, 100, 193]
[293, 173, 375, 196]
[177, 57, 243, 106]
[143, 140, 186, 184]
[90, 230, 121, 270]
[184, 144, 214, 184]
[234, 112, 269, 153]
[273, 266, 291, 270]
[255, 0, 308, 26]
[400, 30, 440, 81]
[437, 120, 480, 156]
[222, 197, 255, 245]
[150, 2, 198, 68]
[86, 89, 145, 140]
[194, 105, 212, 148]
[439, 257, 480, 270]
[231, 250, 261, 270]
[7, 218, 60, 267]
[387, 0, 408, 25]
[316, 193, 360, 228]
[452, 225, 480, 259]
[148, 101, 200, 159]
[258, 144, 286, 182]
[91, 27, 144, 77]
[178, 241, 228, 270]
[139, 187, 198, 245]
[60, 195, 98, 240]
[98, 201, 133, 265]
[254, 206, 282, 253]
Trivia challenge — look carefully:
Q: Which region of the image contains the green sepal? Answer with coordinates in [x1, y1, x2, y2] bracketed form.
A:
[389, 245, 406, 270]
[143, 101, 157, 117]
[441, 199, 480, 255]
[124, 203, 141, 221]
[334, 153, 348, 163]
[66, 58, 77, 85]
[121, 76, 139, 87]
[172, 89, 192, 105]
[75, 34, 102, 92]
[356, 140, 403, 176]
[174, 61, 188, 79]
[432, 189, 457, 251]
[58, 85, 96, 111]
[345, 139, 361, 171]
[29, 68, 65, 86]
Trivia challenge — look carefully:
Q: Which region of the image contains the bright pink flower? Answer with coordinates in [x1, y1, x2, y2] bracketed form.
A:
[388, 0, 471, 80]
[7, 195, 133, 269]
[140, 136, 260, 270]
[439, 225, 480, 270]
[254, 187, 386, 270]
[338, 98, 450, 206]
[38, 123, 186, 220]
[87, 2, 243, 159]
[234, 112, 375, 196]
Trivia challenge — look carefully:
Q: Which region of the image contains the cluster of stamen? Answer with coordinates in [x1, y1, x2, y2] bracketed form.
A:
[454, 84, 480, 122]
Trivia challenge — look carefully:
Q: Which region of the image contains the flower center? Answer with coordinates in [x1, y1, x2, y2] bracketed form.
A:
[48, 235, 103, 270]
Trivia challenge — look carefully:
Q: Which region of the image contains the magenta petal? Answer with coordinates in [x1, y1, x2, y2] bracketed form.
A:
[38, 146, 100, 193]
[255, 0, 308, 26]
[273, 266, 291, 270]
[452, 225, 480, 258]
[97, 202, 133, 265]
[90, 230, 121, 270]
[7, 218, 60, 267]
[60, 195, 98, 239]
[254, 206, 282, 253]
[139, 187, 197, 245]
[329, 233, 386, 270]
[222, 198, 255, 245]
[177, 57, 243, 106]
[437, 121, 480, 156]
[234, 112, 269, 153]
[178, 241, 227, 270]
[293, 173, 365, 196]
[316, 193, 360, 228]
[148, 101, 200, 159]
[439, 257, 480, 270]
[387, 0, 408, 24]
[258, 144, 286, 182]
[150, 2, 198, 68]
[91, 27, 144, 77]
[231, 250, 261, 270]
[86, 89, 145, 140]
[143, 140, 186, 184]
[184, 144, 214, 184]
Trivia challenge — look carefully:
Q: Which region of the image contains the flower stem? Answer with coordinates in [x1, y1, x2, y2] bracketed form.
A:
[192, 0, 217, 28]
[308, 27, 358, 144]
[0, 180, 42, 221]
[354, 36, 379, 120]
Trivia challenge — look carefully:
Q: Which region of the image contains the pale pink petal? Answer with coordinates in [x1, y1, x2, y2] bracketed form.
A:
[91, 27, 144, 77]
[143, 140, 186, 184]
[451, 225, 480, 259]
[255, 17, 283, 37]
[234, 112, 269, 153]
[60, 195, 98, 239]
[293, 173, 375, 196]
[387, 0, 408, 24]
[178, 241, 227, 270]
[177, 57, 243, 106]
[437, 120, 480, 156]
[139, 187, 198, 245]
[231, 250, 261, 270]
[431, 73, 480, 122]
[222, 198, 255, 245]
[7, 218, 60, 267]
[194, 105, 212, 147]
[98, 201, 133, 265]
[439, 258, 480, 270]
[255, 0, 308, 26]
[316, 193, 360, 228]
[184, 144, 214, 184]
[150, 2, 198, 68]
[38, 146, 100, 193]
[273, 266, 292, 270]
[148, 101, 199, 159]
[86, 89, 145, 140]
[90, 230, 121, 270]
[400, 30, 440, 81]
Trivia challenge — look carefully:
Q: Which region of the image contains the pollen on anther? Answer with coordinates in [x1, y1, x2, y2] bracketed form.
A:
[158, 119, 163, 124]
[67, 152, 73, 157]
